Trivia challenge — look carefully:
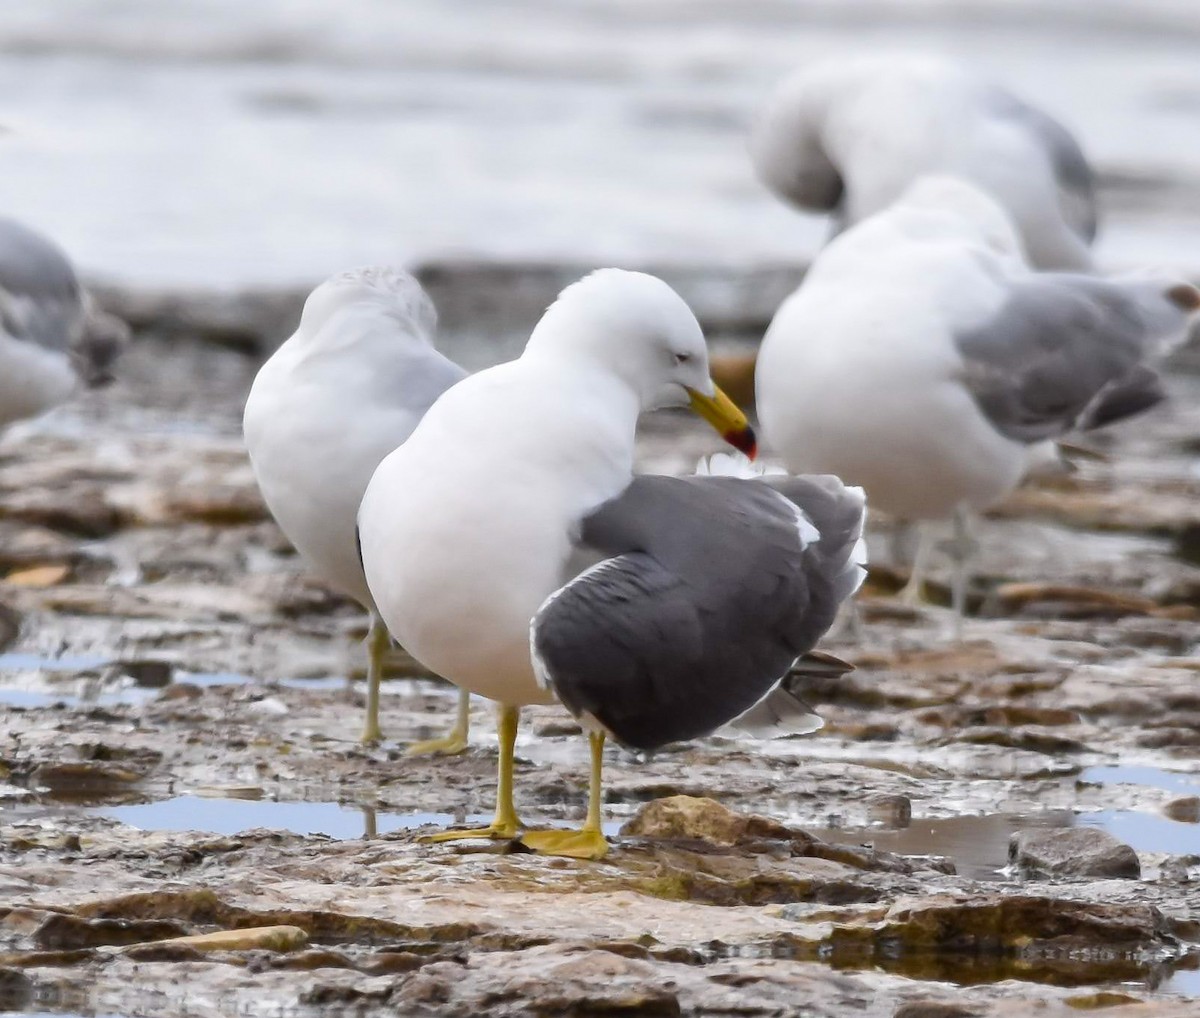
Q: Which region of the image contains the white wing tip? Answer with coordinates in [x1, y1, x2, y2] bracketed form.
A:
[695, 452, 787, 478]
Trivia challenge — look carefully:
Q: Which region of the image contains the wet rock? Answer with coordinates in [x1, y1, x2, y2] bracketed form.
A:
[0, 601, 18, 651]
[835, 893, 1176, 975]
[30, 760, 146, 794]
[117, 659, 174, 688]
[620, 795, 772, 847]
[116, 925, 309, 954]
[413, 944, 683, 1017]
[0, 488, 124, 538]
[1062, 991, 1143, 1009]
[866, 795, 912, 828]
[917, 704, 1080, 727]
[0, 966, 32, 1003]
[1009, 828, 1140, 879]
[637, 845, 883, 906]
[1159, 857, 1191, 883]
[4, 564, 71, 587]
[893, 1002, 984, 1018]
[948, 726, 1088, 755]
[1163, 796, 1200, 823]
[300, 980, 393, 1005]
[532, 718, 584, 738]
[34, 913, 188, 950]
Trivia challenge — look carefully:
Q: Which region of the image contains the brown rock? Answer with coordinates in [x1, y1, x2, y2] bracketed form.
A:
[866, 795, 913, 828]
[1009, 828, 1141, 879]
[1163, 796, 1200, 823]
[34, 913, 187, 950]
[114, 925, 308, 954]
[894, 1002, 983, 1018]
[1063, 991, 1143, 1009]
[620, 795, 764, 847]
[0, 966, 32, 1002]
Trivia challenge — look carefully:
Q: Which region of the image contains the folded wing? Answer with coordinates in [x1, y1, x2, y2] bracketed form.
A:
[531, 473, 866, 751]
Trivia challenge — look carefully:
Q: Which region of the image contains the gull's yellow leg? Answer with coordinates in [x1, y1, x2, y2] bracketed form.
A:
[360, 612, 389, 745]
[405, 687, 471, 757]
[422, 703, 521, 842]
[521, 731, 609, 860]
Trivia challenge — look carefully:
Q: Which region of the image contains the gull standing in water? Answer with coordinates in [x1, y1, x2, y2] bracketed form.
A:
[0, 216, 127, 429]
[755, 176, 1199, 621]
[358, 269, 866, 859]
[244, 267, 472, 750]
[750, 54, 1098, 271]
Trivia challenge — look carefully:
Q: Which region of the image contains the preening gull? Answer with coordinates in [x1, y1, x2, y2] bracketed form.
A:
[243, 267, 472, 750]
[755, 176, 1199, 617]
[0, 216, 128, 429]
[750, 54, 1098, 271]
[357, 269, 866, 859]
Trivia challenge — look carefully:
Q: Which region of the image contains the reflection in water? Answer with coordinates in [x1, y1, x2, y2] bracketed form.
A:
[814, 812, 1074, 880]
[97, 796, 484, 839]
[94, 796, 623, 840]
[0, 659, 427, 711]
[814, 807, 1200, 881]
[1079, 810, 1200, 855]
[1081, 764, 1200, 797]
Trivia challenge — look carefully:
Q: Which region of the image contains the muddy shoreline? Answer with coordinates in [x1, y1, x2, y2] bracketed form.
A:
[1, 305, 1200, 1016]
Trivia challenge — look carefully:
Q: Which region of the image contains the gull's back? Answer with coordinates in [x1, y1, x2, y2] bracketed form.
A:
[243, 268, 465, 606]
[0, 217, 123, 426]
[752, 55, 1096, 271]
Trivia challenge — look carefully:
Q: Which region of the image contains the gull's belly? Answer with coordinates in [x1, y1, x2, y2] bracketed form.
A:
[758, 331, 1026, 521]
[0, 336, 77, 427]
[360, 460, 565, 707]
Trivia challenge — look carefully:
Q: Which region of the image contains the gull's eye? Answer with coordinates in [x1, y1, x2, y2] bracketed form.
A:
[673, 352, 692, 366]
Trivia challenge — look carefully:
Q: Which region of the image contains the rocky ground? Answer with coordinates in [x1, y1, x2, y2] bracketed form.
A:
[2, 306, 1200, 1017]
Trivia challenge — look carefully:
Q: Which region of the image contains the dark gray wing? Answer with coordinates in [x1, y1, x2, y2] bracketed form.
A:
[531, 474, 866, 752]
[986, 86, 1098, 243]
[956, 275, 1197, 444]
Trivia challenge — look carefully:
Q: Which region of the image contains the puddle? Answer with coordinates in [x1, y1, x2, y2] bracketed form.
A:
[1081, 764, 1200, 797]
[94, 796, 478, 839]
[1162, 965, 1200, 995]
[815, 812, 1073, 880]
[1079, 810, 1200, 855]
[831, 951, 1200, 995]
[0, 653, 112, 672]
[92, 795, 623, 840]
[815, 808, 1200, 880]
[0, 656, 432, 710]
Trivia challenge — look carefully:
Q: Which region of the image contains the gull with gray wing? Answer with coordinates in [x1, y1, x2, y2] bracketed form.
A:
[755, 176, 1199, 621]
[750, 54, 1098, 270]
[0, 216, 128, 429]
[358, 269, 864, 861]
[244, 267, 472, 749]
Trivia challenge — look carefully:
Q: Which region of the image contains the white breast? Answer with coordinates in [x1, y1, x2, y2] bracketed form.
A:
[358, 363, 632, 706]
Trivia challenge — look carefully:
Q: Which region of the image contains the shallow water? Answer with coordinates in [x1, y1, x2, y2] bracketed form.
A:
[1081, 764, 1200, 797]
[85, 795, 625, 840]
[1, 1, 1198, 286]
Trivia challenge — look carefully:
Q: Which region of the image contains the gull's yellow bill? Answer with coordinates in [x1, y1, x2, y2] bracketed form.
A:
[686, 384, 757, 459]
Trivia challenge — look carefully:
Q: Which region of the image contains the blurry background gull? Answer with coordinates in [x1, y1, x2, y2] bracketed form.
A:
[755, 176, 1199, 625]
[749, 53, 1099, 272]
[243, 266, 472, 750]
[0, 215, 128, 431]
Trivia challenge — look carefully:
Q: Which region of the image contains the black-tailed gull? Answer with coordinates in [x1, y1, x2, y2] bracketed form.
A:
[243, 267, 472, 750]
[755, 176, 1198, 618]
[750, 54, 1097, 271]
[0, 216, 128, 428]
[357, 269, 866, 860]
